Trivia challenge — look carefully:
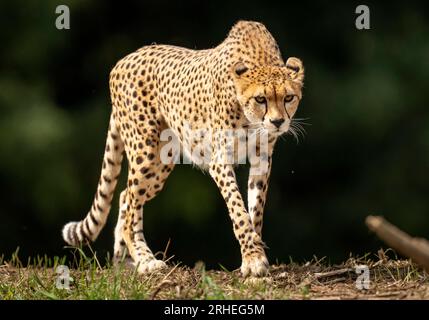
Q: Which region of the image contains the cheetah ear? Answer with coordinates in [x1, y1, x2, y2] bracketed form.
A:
[285, 57, 304, 87]
[233, 61, 249, 77]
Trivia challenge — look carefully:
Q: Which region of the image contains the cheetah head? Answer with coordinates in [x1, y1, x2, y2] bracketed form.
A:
[231, 57, 304, 135]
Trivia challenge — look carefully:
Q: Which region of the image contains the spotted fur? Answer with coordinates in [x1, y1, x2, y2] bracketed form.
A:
[62, 20, 304, 277]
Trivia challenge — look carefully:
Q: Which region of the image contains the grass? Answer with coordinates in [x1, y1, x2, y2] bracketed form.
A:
[0, 248, 428, 300]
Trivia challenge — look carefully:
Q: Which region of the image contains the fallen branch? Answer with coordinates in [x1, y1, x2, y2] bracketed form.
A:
[366, 215, 429, 273]
[314, 268, 353, 279]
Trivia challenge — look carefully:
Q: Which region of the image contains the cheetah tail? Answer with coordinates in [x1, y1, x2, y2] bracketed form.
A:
[62, 114, 125, 247]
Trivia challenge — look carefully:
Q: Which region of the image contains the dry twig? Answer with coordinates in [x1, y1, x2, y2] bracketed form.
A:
[366, 215, 429, 273]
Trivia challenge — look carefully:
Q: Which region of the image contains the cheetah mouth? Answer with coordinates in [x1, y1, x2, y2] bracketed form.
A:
[267, 127, 287, 135]
[275, 129, 287, 136]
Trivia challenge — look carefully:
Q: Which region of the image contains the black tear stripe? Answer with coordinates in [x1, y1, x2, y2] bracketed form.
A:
[262, 88, 268, 121]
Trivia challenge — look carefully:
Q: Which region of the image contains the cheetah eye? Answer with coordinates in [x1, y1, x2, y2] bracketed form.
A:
[284, 95, 295, 103]
[254, 96, 267, 104]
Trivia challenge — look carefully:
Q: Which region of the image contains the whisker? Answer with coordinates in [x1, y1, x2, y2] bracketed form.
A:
[291, 117, 311, 127]
[279, 134, 288, 143]
[291, 123, 306, 137]
[292, 117, 311, 122]
[287, 127, 300, 144]
[292, 121, 311, 126]
[291, 126, 306, 143]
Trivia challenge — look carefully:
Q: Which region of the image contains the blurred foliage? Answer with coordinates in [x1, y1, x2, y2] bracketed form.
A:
[0, 0, 428, 269]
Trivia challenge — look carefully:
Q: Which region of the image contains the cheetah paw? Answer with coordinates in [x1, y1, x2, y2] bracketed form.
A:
[137, 259, 167, 274]
[241, 254, 269, 277]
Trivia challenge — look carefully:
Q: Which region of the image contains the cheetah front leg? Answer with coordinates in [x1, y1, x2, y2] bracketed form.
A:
[209, 163, 268, 277]
[247, 148, 273, 238]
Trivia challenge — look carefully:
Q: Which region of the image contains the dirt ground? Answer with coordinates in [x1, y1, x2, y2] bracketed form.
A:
[1, 251, 428, 299]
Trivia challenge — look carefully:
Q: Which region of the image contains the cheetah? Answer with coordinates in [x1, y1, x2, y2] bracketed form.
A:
[62, 20, 305, 277]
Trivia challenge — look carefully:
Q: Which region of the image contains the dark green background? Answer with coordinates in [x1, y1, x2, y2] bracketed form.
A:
[1, 0, 428, 269]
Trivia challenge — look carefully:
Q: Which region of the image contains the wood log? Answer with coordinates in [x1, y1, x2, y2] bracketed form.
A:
[366, 215, 429, 272]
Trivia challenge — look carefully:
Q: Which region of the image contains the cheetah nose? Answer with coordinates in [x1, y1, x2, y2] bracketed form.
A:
[270, 118, 284, 129]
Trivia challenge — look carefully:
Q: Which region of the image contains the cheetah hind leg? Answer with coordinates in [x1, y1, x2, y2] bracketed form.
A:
[122, 162, 177, 274]
[121, 183, 167, 274]
[112, 189, 134, 268]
